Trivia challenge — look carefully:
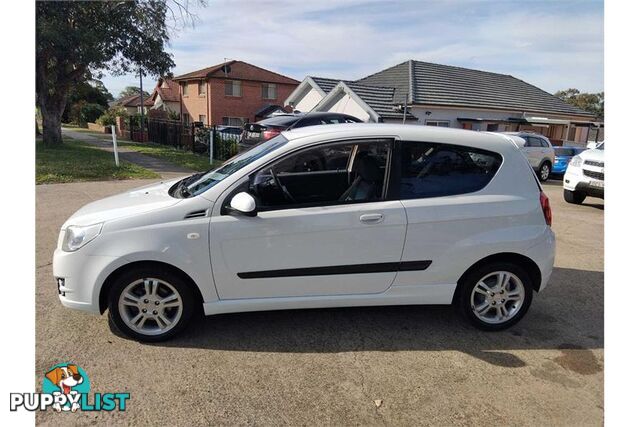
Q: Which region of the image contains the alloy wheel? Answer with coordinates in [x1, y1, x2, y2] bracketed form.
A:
[470, 271, 525, 324]
[118, 278, 183, 336]
[540, 164, 550, 180]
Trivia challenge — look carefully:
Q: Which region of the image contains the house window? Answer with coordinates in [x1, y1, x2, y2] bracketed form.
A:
[262, 83, 277, 100]
[225, 80, 242, 97]
[183, 113, 190, 124]
[486, 123, 499, 132]
[222, 117, 245, 127]
[198, 81, 206, 96]
[181, 82, 188, 96]
[425, 120, 450, 127]
[198, 115, 206, 123]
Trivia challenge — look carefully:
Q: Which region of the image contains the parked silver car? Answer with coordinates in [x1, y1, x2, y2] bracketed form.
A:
[502, 132, 556, 182]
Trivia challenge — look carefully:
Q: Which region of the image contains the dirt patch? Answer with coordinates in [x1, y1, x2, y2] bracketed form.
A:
[554, 344, 603, 375]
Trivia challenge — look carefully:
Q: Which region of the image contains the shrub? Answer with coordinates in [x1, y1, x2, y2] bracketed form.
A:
[97, 106, 128, 126]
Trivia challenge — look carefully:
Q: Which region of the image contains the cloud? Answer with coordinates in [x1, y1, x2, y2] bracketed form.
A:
[101, 0, 603, 97]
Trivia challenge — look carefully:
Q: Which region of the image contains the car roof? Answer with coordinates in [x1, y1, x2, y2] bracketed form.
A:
[257, 112, 360, 126]
[281, 123, 521, 154]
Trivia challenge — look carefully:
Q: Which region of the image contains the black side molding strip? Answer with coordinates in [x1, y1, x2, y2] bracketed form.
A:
[237, 260, 431, 279]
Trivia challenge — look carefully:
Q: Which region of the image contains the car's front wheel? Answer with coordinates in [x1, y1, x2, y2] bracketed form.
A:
[457, 262, 533, 331]
[538, 161, 551, 182]
[564, 189, 586, 204]
[108, 266, 196, 342]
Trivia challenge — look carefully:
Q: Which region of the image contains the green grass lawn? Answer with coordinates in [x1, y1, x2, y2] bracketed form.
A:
[119, 142, 220, 172]
[36, 138, 159, 184]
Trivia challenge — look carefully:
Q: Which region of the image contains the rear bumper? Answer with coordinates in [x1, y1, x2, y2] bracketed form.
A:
[524, 227, 556, 292]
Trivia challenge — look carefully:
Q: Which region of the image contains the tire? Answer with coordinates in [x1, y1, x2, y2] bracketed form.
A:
[457, 262, 533, 331]
[564, 189, 586, 205]
[537, 161, 551, 182]
[107, 266, 196, 342]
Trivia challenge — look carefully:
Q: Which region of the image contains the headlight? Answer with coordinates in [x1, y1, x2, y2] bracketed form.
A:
[62, 223, 103, 252]
[569, 156, 583, 167]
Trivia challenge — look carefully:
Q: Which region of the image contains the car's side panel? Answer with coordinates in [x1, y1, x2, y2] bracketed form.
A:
[209, 200, 408, 299]
[395, 195, 547, 296]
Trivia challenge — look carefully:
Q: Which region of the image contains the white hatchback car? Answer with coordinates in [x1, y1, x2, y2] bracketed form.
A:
[502, 132, 556, 182]
[53, 124, 555, 341]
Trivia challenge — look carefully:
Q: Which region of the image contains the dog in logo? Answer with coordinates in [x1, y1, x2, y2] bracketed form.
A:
[45, 364, 83, 412]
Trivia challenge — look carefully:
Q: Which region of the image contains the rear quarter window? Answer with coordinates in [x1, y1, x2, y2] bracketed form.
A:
[398, 141, 502, 199]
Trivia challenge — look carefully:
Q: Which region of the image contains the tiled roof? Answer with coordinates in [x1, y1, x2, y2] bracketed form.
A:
[154, 78, 180, 102]
[344, 82, 417, 120]
[309, 76, 343, 94]
[174, 60, 299, 85]
[358, 60, 594, 118]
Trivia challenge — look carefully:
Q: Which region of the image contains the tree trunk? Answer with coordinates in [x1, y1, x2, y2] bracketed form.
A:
[38, 87, 68, 147]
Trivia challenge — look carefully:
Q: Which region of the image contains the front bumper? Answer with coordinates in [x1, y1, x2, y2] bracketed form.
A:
[563, 164, 604, 198]
[53, 248, 122, 314]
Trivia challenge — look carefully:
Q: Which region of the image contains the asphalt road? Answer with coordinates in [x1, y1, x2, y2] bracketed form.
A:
[35, 179, 603, 425]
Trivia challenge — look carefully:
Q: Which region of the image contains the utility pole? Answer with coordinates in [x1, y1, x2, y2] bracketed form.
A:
[139, 67, 145, 140]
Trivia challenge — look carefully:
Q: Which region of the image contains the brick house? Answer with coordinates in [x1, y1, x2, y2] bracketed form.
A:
[173, 60, 299, 127]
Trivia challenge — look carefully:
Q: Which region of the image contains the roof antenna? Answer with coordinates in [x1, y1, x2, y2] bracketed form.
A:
[223, 57, 231, 77]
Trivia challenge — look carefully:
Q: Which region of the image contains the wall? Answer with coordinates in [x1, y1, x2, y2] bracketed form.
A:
[293, 86, 324, 112]
[180, 80, 209, 124]
[208, 79, 297, 125]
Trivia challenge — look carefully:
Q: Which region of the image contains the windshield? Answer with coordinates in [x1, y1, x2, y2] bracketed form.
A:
[596, 142, 604, 150]
[181, 135, 288, 197]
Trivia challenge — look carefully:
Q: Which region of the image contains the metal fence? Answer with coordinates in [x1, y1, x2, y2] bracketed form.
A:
[145, 119, 240, 162]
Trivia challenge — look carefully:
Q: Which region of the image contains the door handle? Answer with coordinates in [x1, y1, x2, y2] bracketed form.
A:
[360, 213, 384, 224]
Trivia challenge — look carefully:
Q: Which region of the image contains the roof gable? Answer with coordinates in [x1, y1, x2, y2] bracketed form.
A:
[174, 60, 299, 85]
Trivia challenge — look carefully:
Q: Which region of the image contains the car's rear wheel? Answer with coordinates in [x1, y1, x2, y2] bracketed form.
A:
[538, 162, 551, 182]
[457, 262, 533, 331]
[108, 266, 195, 342]
[564, 189, 586, 204]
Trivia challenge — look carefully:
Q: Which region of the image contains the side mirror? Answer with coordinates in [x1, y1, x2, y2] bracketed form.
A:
[228, 192, 257, 217]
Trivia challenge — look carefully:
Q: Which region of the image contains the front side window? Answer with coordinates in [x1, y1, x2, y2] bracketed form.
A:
[262, 83, 276, 100]
[398, 141, 502, 199]
[225, 80, 242, 97]
[249, 139, 390, 209]
[183, 135, 289, 197]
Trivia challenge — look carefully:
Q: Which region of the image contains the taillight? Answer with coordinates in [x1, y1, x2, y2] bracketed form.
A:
[539, 192, 552, 226]
[262, 129, 281, 140]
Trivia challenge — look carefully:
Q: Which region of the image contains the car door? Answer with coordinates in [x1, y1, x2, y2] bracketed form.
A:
[522, 136, 543, 167]
[209, 138, 408, 300]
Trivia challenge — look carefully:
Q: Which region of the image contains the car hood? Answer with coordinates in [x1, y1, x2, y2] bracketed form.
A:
[578, 148, 604, 162]
[62, 178, 184, 228]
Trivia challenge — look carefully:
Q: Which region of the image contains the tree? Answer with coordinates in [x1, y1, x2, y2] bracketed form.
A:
[62, 79, 114, 124]
[119, 86, 150, 99]
[36, 1, 202, 146]
[555, 88, 604, 120]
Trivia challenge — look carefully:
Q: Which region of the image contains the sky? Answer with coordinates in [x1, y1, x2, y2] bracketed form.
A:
[101, 0, 604, 99]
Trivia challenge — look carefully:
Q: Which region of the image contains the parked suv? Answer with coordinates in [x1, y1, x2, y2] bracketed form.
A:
[502, 132, 555, 181]
[53, 124, 555, 341]
[238, 112, 362, 152]
[563, 142, 604, 204]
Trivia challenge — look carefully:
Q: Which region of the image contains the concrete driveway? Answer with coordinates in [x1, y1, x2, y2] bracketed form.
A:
[35, 179, 603, 425]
